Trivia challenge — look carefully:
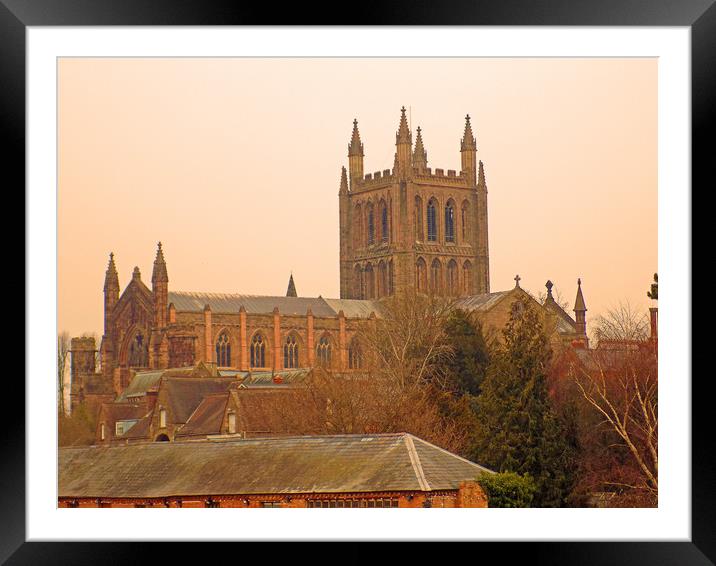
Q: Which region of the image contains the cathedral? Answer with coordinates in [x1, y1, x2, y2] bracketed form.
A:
[69, 108, 588, 409]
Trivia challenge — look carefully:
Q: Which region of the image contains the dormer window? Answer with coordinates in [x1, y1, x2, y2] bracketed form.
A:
[115, 419, 139, 437]
[227, 411, 237, 434]
[159, 408, 167, 429]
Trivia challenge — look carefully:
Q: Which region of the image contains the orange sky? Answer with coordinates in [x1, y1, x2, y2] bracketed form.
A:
[58, 57, 657, 339]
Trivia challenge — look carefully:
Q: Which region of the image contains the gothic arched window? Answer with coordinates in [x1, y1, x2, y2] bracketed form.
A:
[388, 260, 394, 296]
[128, 331, 148, 368]
[445, 200, 456, 242]
[365, 263, 375, 299]
[461, 200, 470, 242]
[427, 199, 437, 241]
[380, 201, 389, 243]
[348, 339, 363, 370]
[354, 204, 362, 250]
[215, 332, 231, 367]
[447, 260, 458, 296]
[415, 196, 424, 241]
[283, 334, 299, 369]
[354, 264, 363, 299]
[317, 336, 332, 367]
[416, 258, 427, 293]
[250, 334, 266, 368]
[463, 260, 473, 295]
[430, 259, 442, 294]
[377, 261, 387, 298]
[367, 202, 375, 245]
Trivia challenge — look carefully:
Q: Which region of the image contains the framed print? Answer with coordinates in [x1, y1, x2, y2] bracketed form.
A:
[5, 0, 710, 563]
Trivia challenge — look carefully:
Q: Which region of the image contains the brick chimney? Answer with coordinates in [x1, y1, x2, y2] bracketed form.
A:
[649, 307, 658, 345]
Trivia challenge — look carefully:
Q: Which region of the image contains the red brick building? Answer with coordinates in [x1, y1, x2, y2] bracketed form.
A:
[59, 433, 492, 508]
[95, 362, 310, 445]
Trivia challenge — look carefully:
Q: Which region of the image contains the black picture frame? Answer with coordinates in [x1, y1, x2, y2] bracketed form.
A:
[5, 1, 708, 563]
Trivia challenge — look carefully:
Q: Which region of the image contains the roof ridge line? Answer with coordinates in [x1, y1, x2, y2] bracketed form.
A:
[410, 435, 494, 474]
[403, 434, 431, 491]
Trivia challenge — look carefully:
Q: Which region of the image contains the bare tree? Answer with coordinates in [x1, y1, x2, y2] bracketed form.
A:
[57, 331, 71, 415]
[358, 290, 455, 391]
[251, 291, 473, 454]
[572, 347, 658, 499]
[592, 301, 649, 345]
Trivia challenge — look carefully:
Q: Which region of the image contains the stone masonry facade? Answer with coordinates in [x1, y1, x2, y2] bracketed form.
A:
[340, 108, 489, 299]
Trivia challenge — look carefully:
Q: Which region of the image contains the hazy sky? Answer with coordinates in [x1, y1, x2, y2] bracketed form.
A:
[58, 57, 657, 339]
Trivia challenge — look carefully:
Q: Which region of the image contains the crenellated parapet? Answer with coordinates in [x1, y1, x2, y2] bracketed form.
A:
[413, 169, 471, 188]
[350, 170, 395, 192]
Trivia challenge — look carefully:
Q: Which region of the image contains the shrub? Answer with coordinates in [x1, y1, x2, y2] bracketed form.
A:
[478, 472, 537, 508]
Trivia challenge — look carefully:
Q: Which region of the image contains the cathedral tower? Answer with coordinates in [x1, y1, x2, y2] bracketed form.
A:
[338, 108, 490, 299]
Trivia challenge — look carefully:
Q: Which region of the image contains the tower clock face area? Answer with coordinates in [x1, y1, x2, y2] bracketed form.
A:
[339, 109, 489, 300]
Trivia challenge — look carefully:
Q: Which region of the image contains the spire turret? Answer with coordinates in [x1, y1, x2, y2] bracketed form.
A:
[104, 252, 119, 291]
[348, 118, 364, 157]
[103, 252, 120, 336]
[573, 278, 587, 337]
[461, 114, 476, 151]
[413, 126, 427, 171]
[574, 278, 587, 312]
[347, 118, 364, 186]
[394, 106, 412, 176]
[396, 106, 412, 146]
[478, 160, 486, 188]
[151, 241, 168, 284]
[151, 242, 169, 330]
[286, 273, 297, 297]
[460, 114, 477, 186]
[339, 166, 348, 195]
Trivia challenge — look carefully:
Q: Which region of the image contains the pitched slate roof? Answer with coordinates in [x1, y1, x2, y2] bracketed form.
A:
[116, 370, 164, 402]
[168, 292, 337, 317]
[168, 291, 383, 318]
[96, 403, 150, 442]
[543, 298, 578, 330]
[58, 433, 493, 498]
[163, 377, 236, 424]
[321, 298, 382, 318]
[453, 290, 512, 311]
[175, 394, 228, 438]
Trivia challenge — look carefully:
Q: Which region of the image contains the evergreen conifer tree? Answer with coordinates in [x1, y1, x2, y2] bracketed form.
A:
[473, 296, 575, 507]
[443, 309, 490, 396]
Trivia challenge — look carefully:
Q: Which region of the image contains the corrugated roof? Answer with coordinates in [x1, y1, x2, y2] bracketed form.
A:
[58, 434, 492, 498]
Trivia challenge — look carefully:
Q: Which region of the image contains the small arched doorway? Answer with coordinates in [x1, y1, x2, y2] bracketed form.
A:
[155, 434, 170, 442]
